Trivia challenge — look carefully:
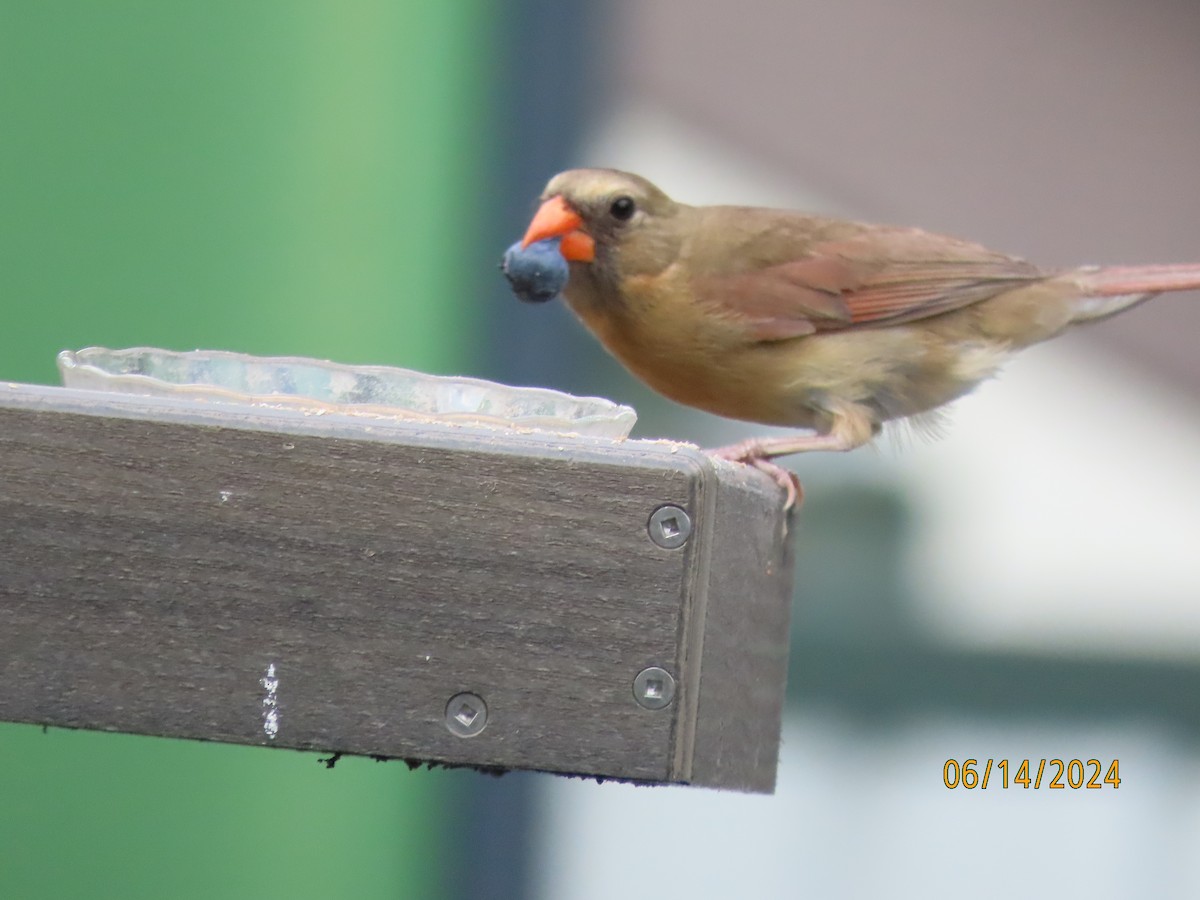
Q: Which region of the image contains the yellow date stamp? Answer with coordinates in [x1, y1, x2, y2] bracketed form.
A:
[943, 758, 1121, 790]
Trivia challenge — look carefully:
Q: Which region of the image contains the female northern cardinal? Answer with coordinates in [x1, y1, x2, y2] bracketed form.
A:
[515, 168, 1200, 505]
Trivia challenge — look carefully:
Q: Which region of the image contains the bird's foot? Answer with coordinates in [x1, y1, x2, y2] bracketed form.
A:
[709, 441, 803, 512]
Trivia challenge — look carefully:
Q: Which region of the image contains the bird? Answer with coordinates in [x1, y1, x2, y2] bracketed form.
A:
[511, 167, 1200, 507]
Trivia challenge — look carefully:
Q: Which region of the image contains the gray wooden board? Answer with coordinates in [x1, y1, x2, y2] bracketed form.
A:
[0, 382, 794, 792]
[690, 467, 796, 791]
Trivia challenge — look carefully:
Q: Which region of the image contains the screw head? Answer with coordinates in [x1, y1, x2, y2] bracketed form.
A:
[445, 692, 488, 737]
[633, 666, 676, 710]
[647, 505, 692, 549]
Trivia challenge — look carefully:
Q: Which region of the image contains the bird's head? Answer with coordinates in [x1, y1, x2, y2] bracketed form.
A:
[521, 169, 680, 273]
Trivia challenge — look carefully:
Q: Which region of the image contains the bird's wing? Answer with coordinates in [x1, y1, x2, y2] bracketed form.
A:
[690, 225, 1047, 342]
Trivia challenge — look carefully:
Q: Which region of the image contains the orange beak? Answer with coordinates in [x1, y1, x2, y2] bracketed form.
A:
[521, 195, 596, 262]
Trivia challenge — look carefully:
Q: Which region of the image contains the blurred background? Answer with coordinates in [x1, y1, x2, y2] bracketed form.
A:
[2, 1, 1200, 897]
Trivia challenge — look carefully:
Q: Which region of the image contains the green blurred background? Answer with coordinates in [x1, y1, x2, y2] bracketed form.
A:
[1, 1, 491, 381]
[1, 3, 505, 896]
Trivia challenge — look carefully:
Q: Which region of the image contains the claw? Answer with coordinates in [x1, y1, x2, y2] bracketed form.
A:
[751, 458, 803, 511]
[709, 444, 803, 512]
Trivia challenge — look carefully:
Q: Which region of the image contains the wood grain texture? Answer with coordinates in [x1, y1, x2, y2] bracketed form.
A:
[0, 383, 793, 791]
[688, 465, 795, 792]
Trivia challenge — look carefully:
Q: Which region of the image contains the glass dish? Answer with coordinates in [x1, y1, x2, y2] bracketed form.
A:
[57, 347, 637, 439]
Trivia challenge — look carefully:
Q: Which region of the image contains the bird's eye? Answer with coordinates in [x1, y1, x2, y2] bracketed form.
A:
[609, 196, 636, 221]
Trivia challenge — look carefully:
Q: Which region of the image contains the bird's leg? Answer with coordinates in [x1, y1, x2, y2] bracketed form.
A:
[712, 430, 857, 462]
[708, 405, 879, 510]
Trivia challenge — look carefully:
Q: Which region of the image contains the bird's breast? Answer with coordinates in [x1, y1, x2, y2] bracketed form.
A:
[563, 269, 824, 425]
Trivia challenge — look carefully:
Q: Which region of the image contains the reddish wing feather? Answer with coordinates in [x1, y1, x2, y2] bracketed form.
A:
[697, 260, 854, 340]
[693, 229, 1046, 340]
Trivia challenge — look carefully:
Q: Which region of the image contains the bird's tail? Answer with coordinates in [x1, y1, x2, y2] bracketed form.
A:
[1066, 263, 1200, 322]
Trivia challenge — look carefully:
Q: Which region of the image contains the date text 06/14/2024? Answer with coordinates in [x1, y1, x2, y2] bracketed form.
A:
[943, 759, 1121, 790]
